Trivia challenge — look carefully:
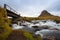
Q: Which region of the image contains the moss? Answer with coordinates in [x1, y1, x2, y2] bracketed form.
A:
[6, 29, 42, 40]
[7, 30, 34, 40]
[23, 30, 34, 40]
[36, 35, 42, 40]
[33, 34, 42, 40]
[0, 8, 12, 40]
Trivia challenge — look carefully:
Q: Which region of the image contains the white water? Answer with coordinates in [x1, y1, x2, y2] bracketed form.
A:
[12, 20, 60, 29]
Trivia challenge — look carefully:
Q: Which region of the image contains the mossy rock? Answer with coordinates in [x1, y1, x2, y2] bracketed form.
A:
[0, 8, 12, 40]
[23, 30, 34, 40]
[35, 35, 42, 40]
[7, 30, 42, 40]
[23, 30, 42, 40]
[6, 30, 34, 40]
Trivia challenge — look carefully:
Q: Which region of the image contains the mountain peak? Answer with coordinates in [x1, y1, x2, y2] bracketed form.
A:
[39, 10, 52, 17]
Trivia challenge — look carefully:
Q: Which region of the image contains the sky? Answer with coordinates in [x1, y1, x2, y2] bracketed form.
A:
[0, 0, 60, 17]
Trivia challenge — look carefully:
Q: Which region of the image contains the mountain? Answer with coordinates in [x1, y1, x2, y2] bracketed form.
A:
[39, 10, 53, 17]
[21, 10, 60, 23]
[38, 10, 60, 23]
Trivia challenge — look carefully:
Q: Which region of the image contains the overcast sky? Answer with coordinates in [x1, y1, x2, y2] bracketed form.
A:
[0, 0, 60, 17]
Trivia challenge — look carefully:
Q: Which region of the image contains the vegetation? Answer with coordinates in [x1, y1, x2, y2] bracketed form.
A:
[0, 8, 12, 40]
[34, 35, 42, 40]
[1, 7, 60, 40]
[23, 30, 42, 40]
[23, 30, 34, 40]
[21, 10, 60, 23]
[7, 30, 34, 40]
[0, 7, 42, 40]
[21, 15, 60, 23]
[7, 30, 42, 40]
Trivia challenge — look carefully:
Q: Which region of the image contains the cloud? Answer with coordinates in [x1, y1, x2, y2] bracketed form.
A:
[0, 0, 60, 17]
[19, 6, 40, 17]
[19, 0, 58, 17]
[50, 11, 60, 16]
[46, 0, 60, 16]
[47, 0, 60, 12]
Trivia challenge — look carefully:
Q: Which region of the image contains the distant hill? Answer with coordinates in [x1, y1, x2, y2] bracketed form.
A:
[37, 10, 60, 23]
[38, 10, 53, 17]
[21, 10, 60, 23]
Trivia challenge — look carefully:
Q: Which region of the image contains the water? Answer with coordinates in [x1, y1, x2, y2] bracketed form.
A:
[35, 29, 60, 39]
[12, 20, 60, 40]
[12, 24, 24, 29]
[12, 20, 60, 30]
